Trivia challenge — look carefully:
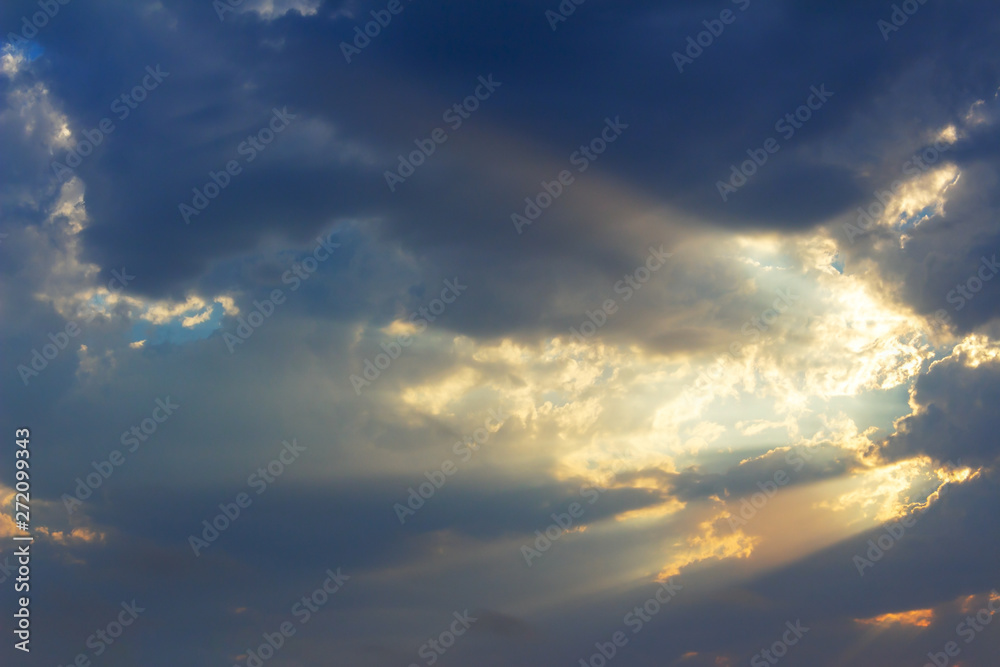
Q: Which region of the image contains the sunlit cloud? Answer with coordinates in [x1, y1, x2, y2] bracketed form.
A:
[656, 510, 758, 581]
[855, 608, 935, 628]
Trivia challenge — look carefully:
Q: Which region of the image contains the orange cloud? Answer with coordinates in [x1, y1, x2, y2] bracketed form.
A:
[36, 526, 106, 544]
[656, 512, 757, 581]
[855, 608, 934, 628]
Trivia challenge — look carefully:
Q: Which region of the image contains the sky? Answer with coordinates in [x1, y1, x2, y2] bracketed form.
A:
[1, 0, 1000, 665]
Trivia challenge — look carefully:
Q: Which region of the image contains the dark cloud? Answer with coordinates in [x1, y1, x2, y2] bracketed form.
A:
[882, 350, 1000, 465]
